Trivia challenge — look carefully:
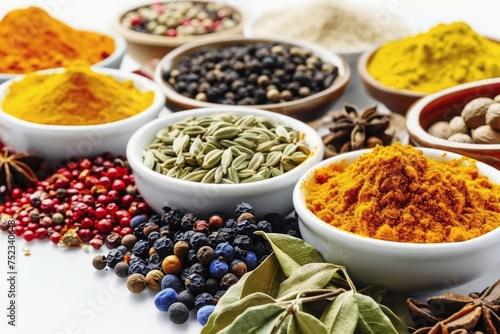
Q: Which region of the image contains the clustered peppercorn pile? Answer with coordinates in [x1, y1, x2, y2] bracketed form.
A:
[122, 1, 239, 37]
[162, 43, 339, 105]
[0, 153, 150, 248]
[92, 202, 301, 325]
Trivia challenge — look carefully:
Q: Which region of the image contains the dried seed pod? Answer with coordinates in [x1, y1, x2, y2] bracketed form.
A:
[461, 97, 494, 129]
[472, 125, 500, 144]
[427, 121, 452, 139]
[485, 103, 500, 130]
[447, 133, 474, 143]
[448, 116, 468, 135]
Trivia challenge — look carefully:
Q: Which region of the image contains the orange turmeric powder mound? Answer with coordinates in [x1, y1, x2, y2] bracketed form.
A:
[0, 7, 115, 74]
[303, 143, 500, 243]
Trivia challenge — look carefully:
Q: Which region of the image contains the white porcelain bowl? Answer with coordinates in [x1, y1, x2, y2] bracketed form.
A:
[293, 147, 500, 292]
[127, 106, 324, 217]
[0, 32, 127, 84]
[0, 67, 164, 162]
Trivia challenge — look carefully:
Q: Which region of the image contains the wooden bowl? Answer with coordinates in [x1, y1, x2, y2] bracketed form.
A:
[406, 78, 500, 169]
[112, 0, 245, 66]
[357, 46, 425, 116]
[153, 35, 350, 120]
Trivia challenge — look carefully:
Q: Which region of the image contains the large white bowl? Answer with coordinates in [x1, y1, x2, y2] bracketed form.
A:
[127, 106, 324, 217]
[0, 32, 127, 84]
[0, 67, 164, 162]
[293, 147, 500, 292]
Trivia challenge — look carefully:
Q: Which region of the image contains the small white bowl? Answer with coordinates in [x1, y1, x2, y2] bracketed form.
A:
[127, 106, 324, 217]
[0, 32, 127, 84]
[293, 147, 500, 292]
[0, 67, 164, 162]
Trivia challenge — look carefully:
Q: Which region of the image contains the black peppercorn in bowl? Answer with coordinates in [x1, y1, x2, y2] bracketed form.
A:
[112, 0, 245, 66]
[126, 106, 324, 218]
[153, 36, 351, 121]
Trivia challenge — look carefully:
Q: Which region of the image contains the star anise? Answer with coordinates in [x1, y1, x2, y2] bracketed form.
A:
[322, 103, 393, 154]
[407, 280, 500, 334]
[0, 147, 44, 191]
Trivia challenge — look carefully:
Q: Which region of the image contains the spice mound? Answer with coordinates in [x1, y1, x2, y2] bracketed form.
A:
[368, 22, 500, 93]
[162, 43, 339, 105]
[122, 1, 240, 37]
[143, 113, 311, 183]
[303, 143, 500, 243]
[1, 62, 155, 126]
[251, 0, 411, 52]
[0, 7, 115, 74]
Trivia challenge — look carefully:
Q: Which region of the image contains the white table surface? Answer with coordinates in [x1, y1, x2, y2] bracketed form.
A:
[1, 1, 500, 333]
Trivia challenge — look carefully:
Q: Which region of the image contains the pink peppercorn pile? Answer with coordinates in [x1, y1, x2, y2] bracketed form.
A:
[0, 153, 151, 249]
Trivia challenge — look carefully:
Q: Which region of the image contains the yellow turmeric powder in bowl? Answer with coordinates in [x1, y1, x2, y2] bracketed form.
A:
[302, 143, 500, 243]
[1, 62, 155, 125]
[368, 22, 500, 93]
[0, 7, 115, 74]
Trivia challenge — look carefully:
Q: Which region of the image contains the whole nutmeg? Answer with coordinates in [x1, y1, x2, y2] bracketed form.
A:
[461, 97, 494, 129]
[365, 137, 384, 148]
[145, 269, 164, 291]
[427, 121, 452, 139]
[472, 125, 500, 144]
[485, 103, 500, 130]
[126, 273, 148, 294]
[448, 116, 468, 135]
[447, 133, 474, 143]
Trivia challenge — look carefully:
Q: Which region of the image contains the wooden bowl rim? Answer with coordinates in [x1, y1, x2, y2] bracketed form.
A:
[112, 0, 245, 47]
[406, 77, 500, 150]
[153, 35, 351, 115]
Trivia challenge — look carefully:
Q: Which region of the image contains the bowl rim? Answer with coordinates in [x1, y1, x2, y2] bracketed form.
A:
[357, 45, 427, 98]
[152, 35, 351, 114]
[0, 31, 126, 80]
[126, 106, 324, 193]
[406, 77, 500, 150]
[111, 0, 245, 47]
[293, 146, 500, 251]
[0, 67, 165, 131]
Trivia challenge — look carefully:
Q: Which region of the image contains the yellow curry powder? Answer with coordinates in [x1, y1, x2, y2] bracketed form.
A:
[2, 62, 155, 125]
[0, 7, 115, 74]
[368, 22, 500, 93]
[303, 143, 500, 243]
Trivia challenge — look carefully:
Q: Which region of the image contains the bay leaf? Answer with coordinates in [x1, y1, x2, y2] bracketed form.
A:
[277, 263, 341, 298]
[381, 292, 413, 329]
[379, 304, 410, 334]
[219, 303, 286, 334]
[320, 290, 358, 334]
[353, 293, 399, 334]
[295, 310, 329, 334]
[241, 253, 287, 299]
[213, 292, 276, 328]
[358, 285, 387, 304]
[255, 232, 325, 277]
[288, 314, 299, 334]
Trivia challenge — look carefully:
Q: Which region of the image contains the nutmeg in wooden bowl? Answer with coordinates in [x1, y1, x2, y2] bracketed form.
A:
[406, 78, 500, 169]
[153, 35, 350, 121]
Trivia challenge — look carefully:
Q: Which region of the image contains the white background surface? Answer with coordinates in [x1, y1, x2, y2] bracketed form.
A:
[1, 1, 500, 333]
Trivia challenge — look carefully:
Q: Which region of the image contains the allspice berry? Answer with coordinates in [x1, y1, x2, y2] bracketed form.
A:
[126, 273, 148, 294]
[461, 97, 494, 129]
[427, 121, 452, 139]
[121, 234, 138, 251]
[114, 262, 129, 278]
[92, 255, 107, 270]
[485, 103, 500, 130]
[145, 269, 164, 291]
